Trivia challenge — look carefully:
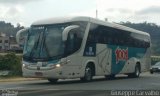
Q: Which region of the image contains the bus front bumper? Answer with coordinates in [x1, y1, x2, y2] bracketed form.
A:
[22, 67, 65, 79]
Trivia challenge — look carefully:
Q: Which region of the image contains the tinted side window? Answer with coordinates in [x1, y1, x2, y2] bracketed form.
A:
[87, 23, 150, 48]
[87, 23, 99, 43]
[67, 29, 83, 53]
[66, 22, 87, 55]
[88, 24, 129, 46]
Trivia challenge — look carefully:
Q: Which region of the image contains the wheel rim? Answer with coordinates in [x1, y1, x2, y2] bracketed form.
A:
[136, 67, 140, 76]
[85, 67, 92, 81]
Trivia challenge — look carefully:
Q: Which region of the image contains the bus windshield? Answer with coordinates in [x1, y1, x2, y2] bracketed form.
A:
[23, 24, 66, 61]
[23, 22, 87, 62]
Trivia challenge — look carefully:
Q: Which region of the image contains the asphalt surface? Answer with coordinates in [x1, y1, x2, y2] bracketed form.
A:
[0, 72, 160, 96]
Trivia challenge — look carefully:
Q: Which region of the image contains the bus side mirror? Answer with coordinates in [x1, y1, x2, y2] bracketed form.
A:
[16, 28, 29, 48]
[62, 25, 79, 41]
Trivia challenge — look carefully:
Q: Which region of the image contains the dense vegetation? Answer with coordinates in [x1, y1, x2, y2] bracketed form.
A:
[0, 21, 24, 37]
[0, 53, 22, 76]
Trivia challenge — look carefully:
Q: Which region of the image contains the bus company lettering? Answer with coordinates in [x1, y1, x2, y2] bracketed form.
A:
[115, 47, 128, 64]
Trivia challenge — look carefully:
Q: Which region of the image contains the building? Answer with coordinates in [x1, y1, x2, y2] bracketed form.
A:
[9, 36, 21, 51]
[0, 33, 22, 52]
[0, 33, 9, 51]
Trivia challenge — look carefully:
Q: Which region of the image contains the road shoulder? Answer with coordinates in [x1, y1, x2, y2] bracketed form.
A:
[0, 77, 42, 82]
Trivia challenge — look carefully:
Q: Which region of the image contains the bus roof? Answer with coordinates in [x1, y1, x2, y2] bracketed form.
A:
[32, 16, 150, 37]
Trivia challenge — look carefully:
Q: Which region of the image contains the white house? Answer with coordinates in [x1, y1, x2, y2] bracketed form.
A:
[0, 33, 9, 51]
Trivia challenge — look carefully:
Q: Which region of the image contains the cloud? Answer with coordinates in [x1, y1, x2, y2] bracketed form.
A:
[0, 0, 43, 4]
[0, 4, 24, 27]
[0, 5, 24, 18]
[106, 8, 131, 13]
[6, 6, 24, 17]
[0, 0, 45, 26]
[136, 6, 160, 15]
[69, 9, 97, 18]
[93, 0, 160, 24]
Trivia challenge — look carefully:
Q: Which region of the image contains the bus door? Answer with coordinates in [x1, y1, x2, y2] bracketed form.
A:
[96, 44, 112, 75]
[63, 32, 82, 77]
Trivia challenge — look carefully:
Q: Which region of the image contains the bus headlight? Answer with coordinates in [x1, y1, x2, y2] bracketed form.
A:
[50, 64, 61, 69]
[22, 64, 28, 68]
[56, 64, 61, 68]
[22, 64, 25, 67]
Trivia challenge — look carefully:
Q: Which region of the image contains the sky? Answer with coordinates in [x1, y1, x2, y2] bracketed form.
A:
[0, 0, 160, 27]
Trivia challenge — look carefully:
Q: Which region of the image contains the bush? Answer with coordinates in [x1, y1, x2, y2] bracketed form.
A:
[0, 52, 22, 76]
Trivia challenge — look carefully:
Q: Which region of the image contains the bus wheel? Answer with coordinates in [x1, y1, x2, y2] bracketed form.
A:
[80, 66, 93, 82]
[128, 64, 140, 78]
[48, 78, 58, 83]
[150, 71, 153, 74]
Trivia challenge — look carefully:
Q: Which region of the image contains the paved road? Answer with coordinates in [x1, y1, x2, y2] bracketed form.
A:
[0, 72, 160, 96]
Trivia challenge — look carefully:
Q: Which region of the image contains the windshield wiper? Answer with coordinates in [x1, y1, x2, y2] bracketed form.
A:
[41, 29, 51, 58]
[29, 33, 41, 58]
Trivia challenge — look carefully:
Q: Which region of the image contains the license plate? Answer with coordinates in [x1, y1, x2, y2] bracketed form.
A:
[35, 72, 43, 76]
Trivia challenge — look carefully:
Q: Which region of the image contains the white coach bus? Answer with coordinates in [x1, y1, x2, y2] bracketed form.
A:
[16, 16, 151, 83]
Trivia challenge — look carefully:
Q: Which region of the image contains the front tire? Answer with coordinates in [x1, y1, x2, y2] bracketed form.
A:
[128, 64, 140, 78]
[150, 70, 153, 74]
[80, 66, 93, 82]
[48, 78, 58, 83]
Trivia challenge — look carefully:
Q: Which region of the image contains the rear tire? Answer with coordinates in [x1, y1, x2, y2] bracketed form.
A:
[48, 78, 58, 83]
[128, 64, 140, 78]
[80, 66, 93, 82]
[150, 71, 153, 74]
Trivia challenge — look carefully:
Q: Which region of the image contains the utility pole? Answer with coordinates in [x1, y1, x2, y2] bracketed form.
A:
[105, 18, 108, 21]
[96, 9, 98, 18]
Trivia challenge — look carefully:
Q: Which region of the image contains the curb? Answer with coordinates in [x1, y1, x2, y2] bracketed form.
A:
[0, 77, 43, 82]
